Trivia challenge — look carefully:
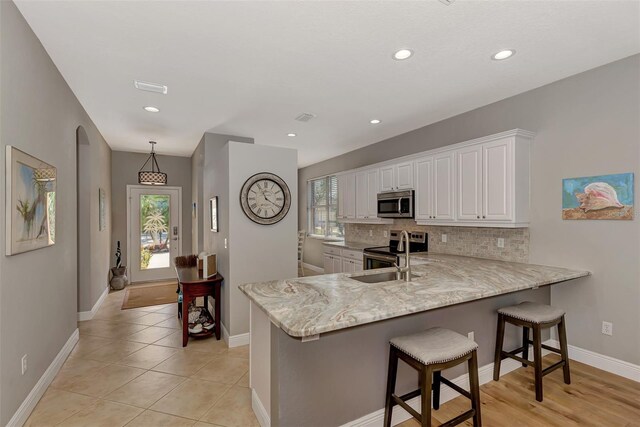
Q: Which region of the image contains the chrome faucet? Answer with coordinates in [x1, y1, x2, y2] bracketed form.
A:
[394, 230, 412, 282]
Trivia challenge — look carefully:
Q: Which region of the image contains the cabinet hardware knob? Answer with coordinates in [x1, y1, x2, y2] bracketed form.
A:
[483, 216, 486, 219]
[477, 216, 480, 219]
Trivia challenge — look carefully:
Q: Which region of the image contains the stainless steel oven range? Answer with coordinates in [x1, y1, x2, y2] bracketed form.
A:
[363, 230, 428, 270]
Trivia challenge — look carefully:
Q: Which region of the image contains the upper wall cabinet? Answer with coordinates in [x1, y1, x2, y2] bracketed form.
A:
[356, 168, 379, 219]
[417, 131, 531, 227]
[333, 129, 533, 228]
[380, 161, 414, 192]
[415, 152, 455, 221]
[337, 172, 356, 220]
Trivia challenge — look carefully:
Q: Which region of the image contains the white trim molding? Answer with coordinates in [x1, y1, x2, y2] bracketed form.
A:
[342, 343, 552, 427]
[222, 322, 250, 348]
[302, 262, 324, 273]
[547, 339, 640, 382]
[252, 389, 271, 427]
[77, 285, 109, 321]
[7, 329, 79, 427]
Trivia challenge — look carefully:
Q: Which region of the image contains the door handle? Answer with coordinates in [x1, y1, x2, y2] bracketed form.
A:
[172, 237, 179, 241]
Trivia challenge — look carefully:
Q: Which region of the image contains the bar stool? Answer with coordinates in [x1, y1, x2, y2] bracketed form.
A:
[493, 301, 570, 402]
[384, 327, 482, 427]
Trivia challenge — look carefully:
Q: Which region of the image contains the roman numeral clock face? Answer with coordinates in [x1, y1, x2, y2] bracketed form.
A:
[240, 172, 291, 225]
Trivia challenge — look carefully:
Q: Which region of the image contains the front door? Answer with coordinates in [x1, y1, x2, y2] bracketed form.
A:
[128, 186, 181, 283]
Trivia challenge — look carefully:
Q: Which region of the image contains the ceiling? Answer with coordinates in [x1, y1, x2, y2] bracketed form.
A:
[15, 1, 640, 167]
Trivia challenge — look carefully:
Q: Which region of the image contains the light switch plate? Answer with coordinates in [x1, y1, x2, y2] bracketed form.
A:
[497, 238, 505, 248]
[442, 234, 448, 243]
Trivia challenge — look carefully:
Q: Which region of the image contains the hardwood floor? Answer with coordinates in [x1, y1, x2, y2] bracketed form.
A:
[398, 354, 640, 427]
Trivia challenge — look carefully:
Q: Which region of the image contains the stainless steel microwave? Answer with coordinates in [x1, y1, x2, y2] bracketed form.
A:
[377, 190, 414, 218]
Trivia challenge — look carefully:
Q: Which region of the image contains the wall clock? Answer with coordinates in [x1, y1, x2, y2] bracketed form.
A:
[240, 172, 291, 225]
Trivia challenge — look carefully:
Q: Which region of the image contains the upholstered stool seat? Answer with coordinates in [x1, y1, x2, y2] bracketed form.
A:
[391, 327, 479, 365]
[494, 301, 570, 402]
[498, 301, 565, 324]
[384, 327, 482, 427]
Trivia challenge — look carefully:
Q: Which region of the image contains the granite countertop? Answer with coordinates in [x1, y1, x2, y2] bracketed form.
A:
[322, 241, 372, 251]
[239, 254, 590, 338]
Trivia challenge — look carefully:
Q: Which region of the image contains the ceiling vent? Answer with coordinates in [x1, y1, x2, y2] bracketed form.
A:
[134, 80, 168, 95]
[439, 0, 455, 5]
[295, 112, 316, 122]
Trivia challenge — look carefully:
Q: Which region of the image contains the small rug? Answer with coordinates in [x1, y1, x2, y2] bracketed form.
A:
[121, 281, 178, 310]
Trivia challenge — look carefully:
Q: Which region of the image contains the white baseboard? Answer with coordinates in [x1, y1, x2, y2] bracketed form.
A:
[7, 329, 79, 427]
[222, 322, 250, 348]
[77, 285, 109, 321]
[252, 389, 271, 427]
[546, 339, 640, 382]
[301, 262, 324, 273]
[343, 343, 552, 427]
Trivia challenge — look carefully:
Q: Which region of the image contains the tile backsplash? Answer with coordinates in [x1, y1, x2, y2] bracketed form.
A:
[345, 219, 529, 263]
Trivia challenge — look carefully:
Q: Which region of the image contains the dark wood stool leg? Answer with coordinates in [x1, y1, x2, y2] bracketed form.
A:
[532, 324, 543, 402]
[493, 313, 506, 381]
[383, 347, 399, 427]
[558, 316, 571, 385]
[432, 371, 441, 410]
[468, 350, 482, 427]
[522, 326, 530, 367]
[421, 365, 433, 427]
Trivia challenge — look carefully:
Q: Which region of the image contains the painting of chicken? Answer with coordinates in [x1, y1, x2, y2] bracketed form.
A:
[562, 173, 634, 220]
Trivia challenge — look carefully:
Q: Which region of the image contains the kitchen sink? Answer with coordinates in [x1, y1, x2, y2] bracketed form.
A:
[349, 271, 420, 283]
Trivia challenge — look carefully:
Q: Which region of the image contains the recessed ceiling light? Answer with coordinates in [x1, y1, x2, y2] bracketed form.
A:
[392, 49, 413, 61]
[491, 49, 516, 61]
[287, 133, 297, 137]
[143, 106, 160, 113]
[370, 119, 381, 124]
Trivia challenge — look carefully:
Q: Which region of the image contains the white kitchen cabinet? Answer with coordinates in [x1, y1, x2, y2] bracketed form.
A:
[379, 165, 395, 192]
[455, 136, 520, 223]
[323, 247, 363, 274]
[433, 152, 455, 220]
[356, 168, 379, 219]
[338, 172, 356, 220]
[379, 161, 414, 192]
[457, 145, 482, 221]
[416, 152, 455, 222]
[323, 254, 334, 274]
[414, 156, 433, 220]
[483, 138, 512, 220]
[395, 161, 414, 190]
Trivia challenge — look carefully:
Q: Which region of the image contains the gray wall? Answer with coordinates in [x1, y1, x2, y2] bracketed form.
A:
[298, 55, 640, 365]
[0, 2, 112, 423]
[195, 133, 297, 337]
[77, 126, 112, 313]
[111, 151, 192, 269]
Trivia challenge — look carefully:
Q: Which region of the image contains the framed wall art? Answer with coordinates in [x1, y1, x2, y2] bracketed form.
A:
[5, 146, 57, 255]
[210, 196, 219, 232]
[99, 187, 106, 231]
[562, 173, 634, 220]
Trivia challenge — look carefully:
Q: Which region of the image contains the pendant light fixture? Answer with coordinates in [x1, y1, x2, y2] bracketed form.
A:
[138, 141, 167, 185]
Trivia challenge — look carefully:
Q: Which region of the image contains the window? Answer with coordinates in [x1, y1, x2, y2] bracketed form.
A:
[308, 175, 343, 238]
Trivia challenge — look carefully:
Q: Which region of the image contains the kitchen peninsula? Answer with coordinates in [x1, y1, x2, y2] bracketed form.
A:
[240, 254, 589, 427]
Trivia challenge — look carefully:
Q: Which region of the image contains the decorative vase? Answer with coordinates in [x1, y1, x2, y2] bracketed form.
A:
[110, 266, 128, 290]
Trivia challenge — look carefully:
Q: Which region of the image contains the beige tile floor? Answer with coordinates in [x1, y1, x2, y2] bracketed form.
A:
[26, 289, 258, 427]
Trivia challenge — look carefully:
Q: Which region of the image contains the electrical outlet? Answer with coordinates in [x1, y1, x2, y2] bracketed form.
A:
[442, 234, 448, 243]
[602, 321, 613, 336]
[21, 355, 27, 375]
[369, 230, 373, 237]
[467, 331, 475, 342]
[497, 238, 505, 248]
[383, 230, 388, 238]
